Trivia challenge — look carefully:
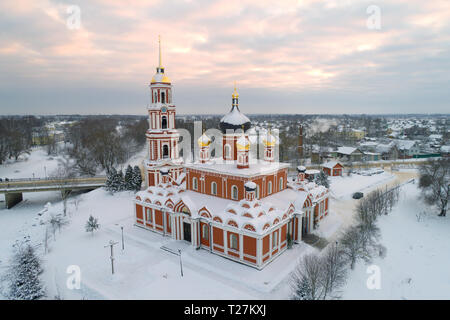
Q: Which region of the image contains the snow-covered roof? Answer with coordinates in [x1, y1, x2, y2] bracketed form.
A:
[322, 161, 342, 169]
[244, 181, 257, 190]
[336, 147, 359, 155]
[305, 169, 320, 175]
[441, 145, 450, 153]
[393, 139, 417, 151]
[219, 106, 251, 133]
[185, 157, 290, 178]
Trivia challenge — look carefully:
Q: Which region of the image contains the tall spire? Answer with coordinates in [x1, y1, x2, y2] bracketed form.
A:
[158, 35, 162, 68]
[232, 81, 239, 110]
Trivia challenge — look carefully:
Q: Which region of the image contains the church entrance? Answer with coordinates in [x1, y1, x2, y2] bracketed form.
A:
[183, 222, 191, 242]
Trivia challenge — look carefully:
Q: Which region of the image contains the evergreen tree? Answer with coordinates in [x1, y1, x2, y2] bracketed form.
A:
[85, 215, 100, 235]
[132, 165, 143, 191]
[7, 242, 45, 300]
[117, 169, 126, 191]
[316, 171, 330, 188]
[124, 165, 134, 190]
[105, 167, 117, 192]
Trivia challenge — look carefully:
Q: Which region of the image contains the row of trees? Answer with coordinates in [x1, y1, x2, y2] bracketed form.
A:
[292, 186, 400, 299]
[105, 165, 142, 193]
[0, 117, 43, 164]
[65, 117, 147, 175]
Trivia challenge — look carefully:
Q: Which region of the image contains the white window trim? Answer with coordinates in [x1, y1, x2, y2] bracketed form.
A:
[230, 234, 238, 250]
[231, 185, 238, 200]
[211, 182, 217, 195]
[193, 177, 198, 190]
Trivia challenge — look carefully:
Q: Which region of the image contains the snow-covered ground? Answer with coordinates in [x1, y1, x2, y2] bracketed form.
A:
[329, 172, 395, 199]
[0, 146, 64, 180]
[342, 183, 450, 299]
[1, 148, 447, 300]
[0, 188, 317, 300]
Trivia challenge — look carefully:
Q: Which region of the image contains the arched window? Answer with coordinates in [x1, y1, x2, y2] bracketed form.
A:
[163, 144, 169, 158]
[154, 92, 157, 103]
[211, 182, 217, 195]
[161, 116, 167, 129]
[231, 185, 238, 200]
[161, 92, 165, 104]
[279, 177, 283, 191]
[268, 181, 272, 195]
[202, 224, 209, 240]
[255, 185, 260, 199]
[224, 144, 231, 158]
[192, 177, 198, 190]
[229, 234, 238, 250]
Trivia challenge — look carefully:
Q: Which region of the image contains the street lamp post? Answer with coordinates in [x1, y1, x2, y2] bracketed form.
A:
[178, 249, 183, 277]
[121, 226, 124, 251]
[104, 240, 119, 275]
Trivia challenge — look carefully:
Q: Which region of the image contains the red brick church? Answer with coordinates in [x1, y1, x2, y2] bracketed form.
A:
[133, 39, 330, 269]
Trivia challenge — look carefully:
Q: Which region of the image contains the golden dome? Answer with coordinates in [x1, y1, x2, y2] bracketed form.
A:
[151, 73, 171, 84]
[197, 133, 211, 147]
[263, 132, 276, 147]
[236, 135, 250, 151]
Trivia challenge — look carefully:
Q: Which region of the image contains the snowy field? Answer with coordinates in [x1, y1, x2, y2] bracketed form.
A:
[342, 183, 450, 300]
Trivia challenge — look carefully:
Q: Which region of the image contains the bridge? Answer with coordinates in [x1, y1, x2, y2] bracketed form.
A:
[0, 176, 106, 209]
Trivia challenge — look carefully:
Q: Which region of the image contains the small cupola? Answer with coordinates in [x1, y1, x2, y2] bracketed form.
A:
[297, 165, 306, 182]
[244, 181, 257, 202]
[197, 130, 211, 163]
[160, 167, 170, 184]
[236, 128, 250, 169]
[262, 128, 277, 162]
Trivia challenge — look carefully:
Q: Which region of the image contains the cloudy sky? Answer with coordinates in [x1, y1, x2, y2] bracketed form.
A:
[0, 0, 449, 115]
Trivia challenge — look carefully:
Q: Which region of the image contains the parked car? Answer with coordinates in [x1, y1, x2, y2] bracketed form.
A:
[352, 192, 364, 199]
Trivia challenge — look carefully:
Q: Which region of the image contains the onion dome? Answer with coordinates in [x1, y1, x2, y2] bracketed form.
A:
[151, 72, 171, 84]
[197, 132, 211, 147]
[219, 107, 251, 133]
[236, 134, 250, 151]
[262, 129, 277, 147]
[219, 85, 251, 133]
[297, 166, 306, 173]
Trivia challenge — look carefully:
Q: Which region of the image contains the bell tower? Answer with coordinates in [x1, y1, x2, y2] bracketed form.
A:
[145, 36, 183, 187]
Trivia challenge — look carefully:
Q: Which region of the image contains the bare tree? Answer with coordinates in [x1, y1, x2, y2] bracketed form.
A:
[418, 158, 449, 217]
[290, 254, 324, 300]
[51, 155, 76, 216]
[48, 214, 69, 240]
[340, 226, 371, 270]
[320, 242, 348, 299]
